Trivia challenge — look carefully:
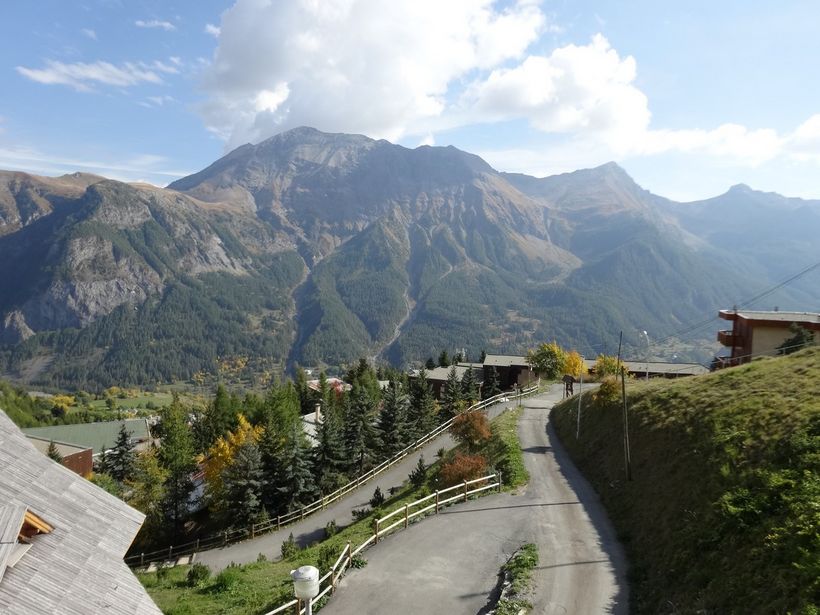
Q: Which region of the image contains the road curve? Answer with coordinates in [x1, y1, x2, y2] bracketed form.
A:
[194, 394, 526, 572]
[323, 387, 629, 614]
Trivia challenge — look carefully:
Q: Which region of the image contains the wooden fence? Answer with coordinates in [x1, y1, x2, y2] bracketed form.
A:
[262, 472, 502, 615]
[126, 384, 539, 568]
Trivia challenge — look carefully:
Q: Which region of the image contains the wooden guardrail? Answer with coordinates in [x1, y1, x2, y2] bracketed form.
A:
[126, 384, 539, 568]
[262, 472, 502, 615]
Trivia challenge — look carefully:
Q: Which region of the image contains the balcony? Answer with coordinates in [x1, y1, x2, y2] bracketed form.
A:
[717, 330, 735, 346]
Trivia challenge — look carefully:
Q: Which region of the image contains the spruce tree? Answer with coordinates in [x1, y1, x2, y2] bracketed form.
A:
[440, 366, 463, 420]
[127, 449, 167, 546]
[438, 350, 450, 367]
[108, 423, 136, 483]
[200, 384, 240, 451]
[312, 403, 348, 494]
[482, 367, 501, 399]
[344, 383, 379, 475]
[409, 369, 438, 438]
[158, 395, 196, 535]
[377, 381, 410, 458]
[425, 357, 437, 370]
[222, 439, 266, 528]
[46, 440, 63, 463]
[274, 423, 316, 513]
[461, 368, 480, 405]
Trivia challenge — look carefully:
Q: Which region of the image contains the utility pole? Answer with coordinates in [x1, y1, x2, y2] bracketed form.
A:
[575, 357, 584, 439]
[621, 365, 632, 481]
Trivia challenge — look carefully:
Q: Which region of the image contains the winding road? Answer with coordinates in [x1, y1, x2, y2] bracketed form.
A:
[324, 388, 629, 614]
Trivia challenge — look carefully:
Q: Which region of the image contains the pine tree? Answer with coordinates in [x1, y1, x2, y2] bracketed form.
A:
[425, 357, 437, 370]
[274, 423, 316, 513]
[440, 366, 463, 420]
[126, 449, 167, 546]
[461, 368, 480, 405]
[46, 440, 63, 463]
[378, 381, 410, 458]
[200, 384, 241, 450]
[409, 369, 438, 438]
[312, 403, 348, 494]
[409, 455, 427, 488]
[222, 439, 266, 528]
[344, 383, 379, 475]
[482, 367, 501, 399]
[438, 350, 450, 367]
[108, 423, 136, 483]
[158, 395, 196, 535]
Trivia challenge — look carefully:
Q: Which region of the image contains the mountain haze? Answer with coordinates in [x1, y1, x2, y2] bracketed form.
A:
[1, 127, 818, 388]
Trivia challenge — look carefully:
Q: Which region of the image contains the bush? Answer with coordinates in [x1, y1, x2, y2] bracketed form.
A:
[369, 486, 385, 508]
[409, 455, 427, 488]
[593, 354, 622, 379]
[450, 412, 492, 451]
[594, 375, 620, 404]
[351, 507, 370, 521]
[317, 544, 338, 572]
[440, 453, 488, 487]
[324, 520, 338, 538]
[186, 562, 211, 587]
[212, 566, 242, 593]
[256, 553, 267, 563]
[281, 533, 300, 559]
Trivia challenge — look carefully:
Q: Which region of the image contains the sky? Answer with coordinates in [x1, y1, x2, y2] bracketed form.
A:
[1, 0, 819, 201]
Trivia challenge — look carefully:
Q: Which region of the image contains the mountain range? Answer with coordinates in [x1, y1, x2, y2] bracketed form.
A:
[1, 127, 818, 389]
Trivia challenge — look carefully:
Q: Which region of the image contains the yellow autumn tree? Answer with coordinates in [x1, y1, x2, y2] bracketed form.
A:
[564, 351, 585, 378]
[199, 414, 263, 513]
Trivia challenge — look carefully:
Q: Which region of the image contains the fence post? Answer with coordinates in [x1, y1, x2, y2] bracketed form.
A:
[169, 545, 173, 559]
[295, 598, 301, 615]
[347, 541, 352, 569]
[223, 531, 228, 546]
[251, 523, 255, 539]
[404, 504, 409, 529]
[374, 518, 380, 544]
[463, 480, 468, 502]
[277, 515, 281, 531]
[498, 471, 503, 492]
[435, 490, 439, 513]
[140, 552, 144, 567]
[301, 507, 305, 521]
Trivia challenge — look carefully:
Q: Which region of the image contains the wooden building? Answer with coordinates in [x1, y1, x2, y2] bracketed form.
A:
[25, 436, 93, 477]
[0, 409, 161, 615]
[716, 309, 820, 366]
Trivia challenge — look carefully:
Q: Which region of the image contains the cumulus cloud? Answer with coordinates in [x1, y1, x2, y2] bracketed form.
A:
[135, 19, 176, 31]
[16, 60, 164, 91]
[82, 28, 97, 40]
[204, 23, 221, 37]
[201, 0, 547, 147]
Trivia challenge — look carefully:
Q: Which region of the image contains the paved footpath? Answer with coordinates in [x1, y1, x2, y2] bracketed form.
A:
[323, 386, 628, 614]
[195, 392, 531, 572]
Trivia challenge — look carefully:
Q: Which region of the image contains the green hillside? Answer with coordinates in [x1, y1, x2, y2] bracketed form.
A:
[552, 348, 820, 614]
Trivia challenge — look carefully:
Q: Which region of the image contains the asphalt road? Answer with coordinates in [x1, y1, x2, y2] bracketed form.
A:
[194, 392, 528, 572]
[323, 387, 628, 614]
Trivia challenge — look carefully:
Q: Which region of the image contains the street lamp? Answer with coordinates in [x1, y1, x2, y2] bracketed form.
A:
[640, 330, 650, 380]
[291, 565, 320, 615]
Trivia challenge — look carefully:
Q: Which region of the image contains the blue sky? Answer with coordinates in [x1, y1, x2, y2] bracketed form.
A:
[2, 0, 819, 200]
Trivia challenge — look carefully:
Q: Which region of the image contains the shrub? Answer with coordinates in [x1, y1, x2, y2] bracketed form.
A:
[440, 453, 488, 487]
[409, 455, 427, 488]
[324, 520, 338, 538]
[186, 562, 211, 587]
[369, 486, 385, 508]
[450, 412, 492, 451]
[281, 533, 300, 559]
[212, 566, 242, 593]
[317, 544, 337, 572]
[351, 507, 370, 521]
[594, 375, 620, 404]
[593, 354, 622, 379]
[256, 553, 267, 563]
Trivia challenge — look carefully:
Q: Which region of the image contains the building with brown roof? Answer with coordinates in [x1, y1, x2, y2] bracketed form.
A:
[716, 309, 820, 366]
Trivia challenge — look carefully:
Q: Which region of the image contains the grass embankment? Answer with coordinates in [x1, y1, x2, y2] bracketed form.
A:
[494, 543, 539, 615]
[140, 405, 529, 614]
[552, 347, 820, 615]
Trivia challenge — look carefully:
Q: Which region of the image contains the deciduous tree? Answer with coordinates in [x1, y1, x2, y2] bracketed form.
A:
[527, 342, 567, 380]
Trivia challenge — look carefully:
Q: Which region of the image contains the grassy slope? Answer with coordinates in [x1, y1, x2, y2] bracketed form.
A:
[552, 348, 820, 615]
[140, 406, 529, 614]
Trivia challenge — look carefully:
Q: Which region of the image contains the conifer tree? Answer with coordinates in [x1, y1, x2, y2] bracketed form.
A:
[127, 449, 167, 544]
[425, 357, 437, 370]
[312, 403, 347, 494]
[273, 423, 316, 513]
[344, 383, 379, 475]
[461, 368, 480, 405]
[440, 366, 463, 420]
[222, 439, 266, 528]
[158, 395, 196, 534]
[438, 350, 451, 367]
[409, 369, 438, 438]
[199, 384, 240, 451]
[482, 367, 501, 399]
[46, 440, 63, 463]
[108, 423, 136, 483]
[378, 381, 410, 458]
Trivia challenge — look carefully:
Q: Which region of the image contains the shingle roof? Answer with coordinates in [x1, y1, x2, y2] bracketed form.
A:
[22, 418, 150, 456]
[0, 409, 161, 615]
[482, 354, 530, 367]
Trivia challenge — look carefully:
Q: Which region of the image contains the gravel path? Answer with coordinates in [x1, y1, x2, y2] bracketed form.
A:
[323, 386, 628, 614]
[194, 393, 528, 572]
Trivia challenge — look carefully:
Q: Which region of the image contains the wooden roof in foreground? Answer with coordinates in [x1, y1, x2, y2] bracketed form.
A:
[0, 409, 161, 615]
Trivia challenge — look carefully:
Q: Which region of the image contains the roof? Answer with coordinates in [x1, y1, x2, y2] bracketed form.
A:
[0, 409, 162, 615]
[483, 354, 531, 367]
[582, 358, 708, 377]
[720, 309, 820, 324]
[22, 418, 151, 455]
[25, 436, 90, 458]
[423, 365, 483, 382]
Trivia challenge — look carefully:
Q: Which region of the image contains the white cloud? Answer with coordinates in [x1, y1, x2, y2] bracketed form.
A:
[16, 60, 164, 91]
[82, 28, 97, 40]
[135, 19, 176, 31]
[140, 95, 176, 108]
[418, 134, 435, 147]
[201, 0, 547, 147]
[204, 23, 221, 37]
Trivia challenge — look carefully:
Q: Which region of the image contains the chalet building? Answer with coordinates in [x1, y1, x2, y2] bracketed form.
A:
[22, 417, 154, 458]
[421, 365, 484, 399]
[716, 309, 820, 366]
[0, 409, 161, 614]
[482, 355, 536, 391]
[581, 358, 708, 379]
[24, 436, 93, 477]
